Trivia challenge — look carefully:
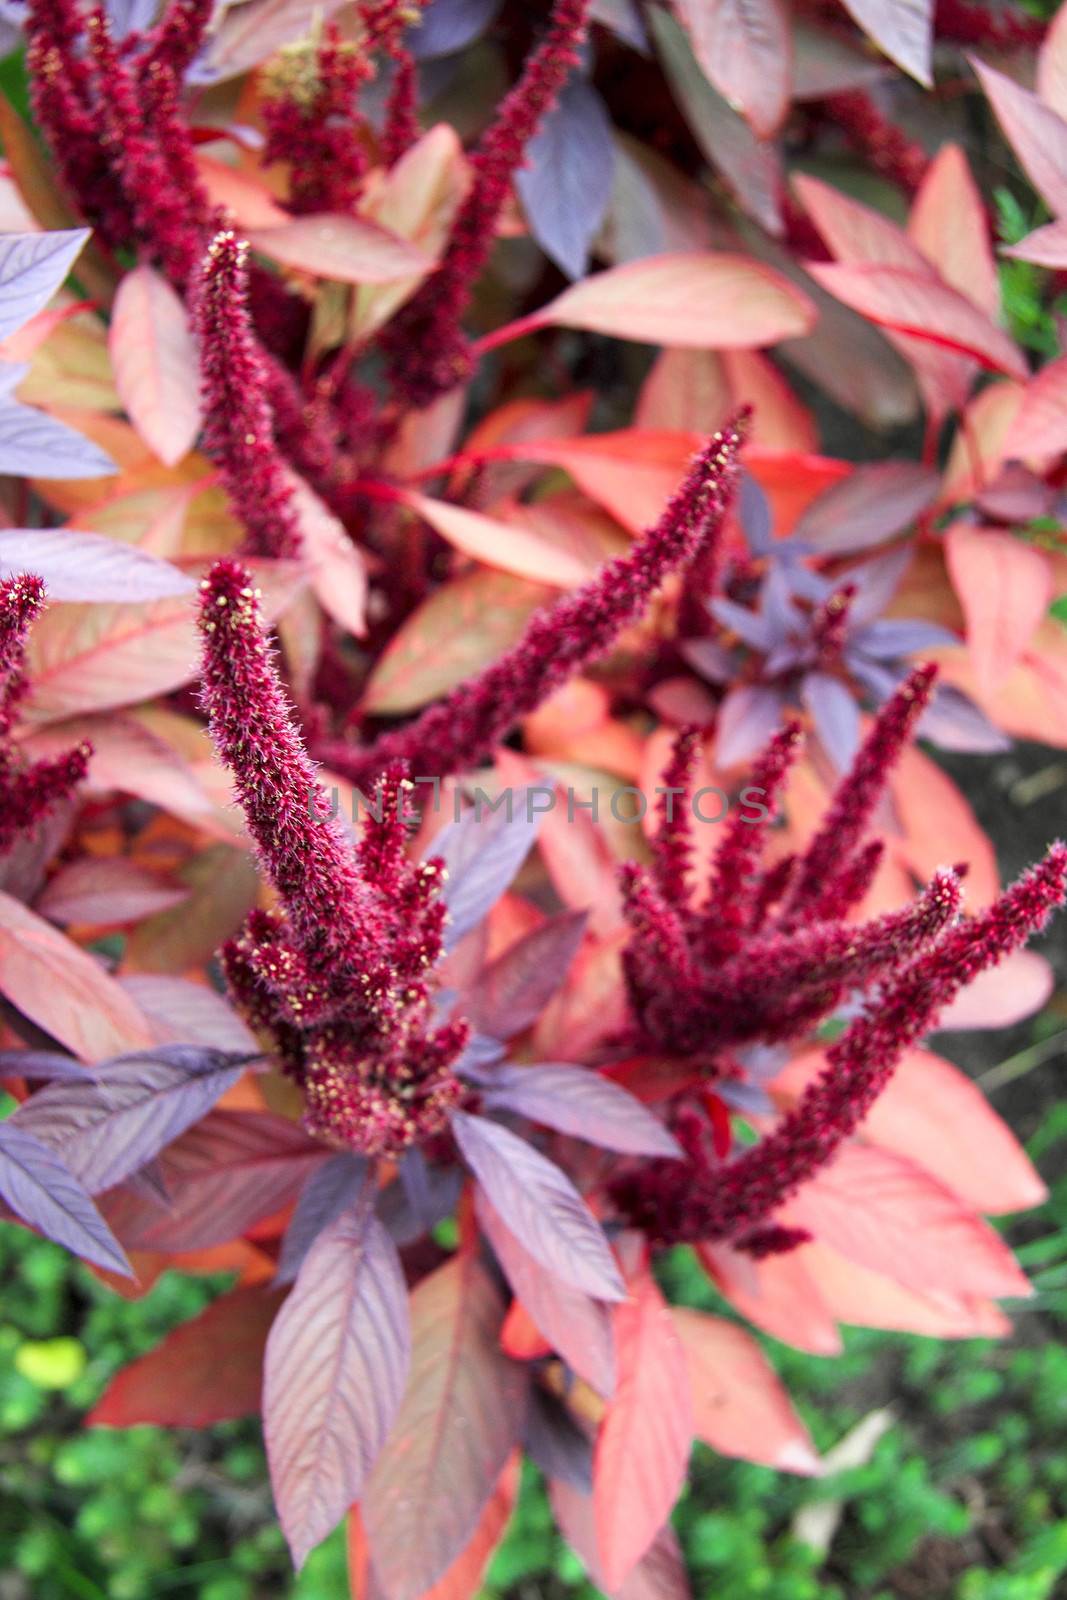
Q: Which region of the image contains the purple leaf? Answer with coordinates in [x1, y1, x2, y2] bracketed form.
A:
[476, 1189, 617, 1397]
[800, 671, 862, 771]
[36, 858, 188, 925]
[453, 1031, 507, 1083]
[276, 1152, 369, 1285]
[118, 975, 258, 1053]
[363, 1252, 526, 1600]
[709, 597, 775, 652]
[794, 462, 939, 553]
[738, 471, 773, 556]
[101, 1110, 326, 1252]
[920, 686, 1011, 753]
[715, 684, 786, 768]
[0, 1119, 132, 1276]
[517, 75, 615, 279]
[10, 1045, 250, 1195]
[679, 637, 736, 685]
[264, 1187, 410, 1569]
[525, 1386, 595, 1491]
[0, 398, 116, 479]
[0, 229, 90, 342]
[377, 1164, 464, 1246]
[848, 617, 960, 659]
[0, 1050, 96, 1082]
[434, 796, 541, 950]
[452, 1111, 626, 1301]
[761, 564, 803, 639]
[482, 1063, 682, 1157]
[848, 654, 905, 703]
[845, 547, 910, 627]
[464, 910, 587, 1039]
[0, 529, 193, 602]
[410, 0, 502, 57]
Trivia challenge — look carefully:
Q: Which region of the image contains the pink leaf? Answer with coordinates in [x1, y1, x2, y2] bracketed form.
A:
[908, 144, 1000, 316]
[245, 213, 434, 284]
[1039, 1, 1067, 119]
[36, 858, 187, 926]
[944, 523, 1053, 693]
[285, 471, 368, 637]
[1004, 351, 1067, 455]
[935, 949, 1054, 1030]
[0, 890, 153, 1060]
[476, 1189, 617, 1397]
[675, 0, 791, 138]
[90, 1285, 284, 1426]
[795, 173, 931, 272]
[671, 1306, 819, 1472]
[777, 1047, 1046, 1215]
[551, 1478, 692, 1600]
[482, 1064, 683, 1157]
[777, 1145, 1031, 1300]
[594, 1274, 693, 1591]
[837, 0, 932, 84]
[264, 1186, 410, 1568]
[1003, 217, 1067, 267]
[972, 57, 1067, 218]
[806, 263, 1027, 379]
[401, 490, 590, 588]
[108, 265, 202, 467]
[363, 1252, 527, 1600]
[537, 254, 816, 348]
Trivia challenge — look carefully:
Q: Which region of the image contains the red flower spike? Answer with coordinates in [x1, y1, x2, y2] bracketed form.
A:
[651, 726, 701, 910]
[192, 233, 303, 561]
[784, 664, 937, 922]
[383, 47, 420, 168]
[823, 91, 930, 195]
[0, 576, 91, 856]
[318, 416, 747, 787]
[381, 0, 591, 410]
[262, 26, 373, 215]
[198, 559, 467, 1157]
[700, 720, 802, 959]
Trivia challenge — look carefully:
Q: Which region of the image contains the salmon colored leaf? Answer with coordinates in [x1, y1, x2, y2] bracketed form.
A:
[671, 1306, 819, 1472]
[972, 56, 1067, 218]
[908, 145, 999, 316]
[245, 214, 434, 284]
[594, 1273, 693, 1591]
[944, 523, 1053, 694]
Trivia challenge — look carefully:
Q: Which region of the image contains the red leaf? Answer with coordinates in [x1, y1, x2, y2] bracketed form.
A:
[363, 1252, 527, 1600]
[671, 1307, 819, 1472]
[476, 1189, 617, 1397]
[675, 0, 791, 138]
[594, 1274, 693, 1591]
[777, 1145, 1032, 1300]
[89, 1285, 284, 1427]
[779, 1047, 1046, 1216]
[464, 909, 587, 1038]
[944, 523, 1053, 693]
[264, 1187, 410, 1568]
[537, 254, 816, 348]
[108, 265, 202, 467]
[806, 262, 1027, 379]
[908, 144, 999, 316]
[972, 57, 1067, 218]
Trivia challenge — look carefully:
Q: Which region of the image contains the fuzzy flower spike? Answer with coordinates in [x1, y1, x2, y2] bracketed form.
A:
[382, 0, 591, 410]
[613, 668, 1067, 1252]
[0, 575, 91, 857]
[197, 559, 467, 1156]
[319, 414, 747, 787]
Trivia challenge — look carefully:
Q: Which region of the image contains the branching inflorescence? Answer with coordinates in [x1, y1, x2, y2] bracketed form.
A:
[0, 576, 90, 858]
[612, 666, 1067, 1252]
[197, 559, 467, 1157]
